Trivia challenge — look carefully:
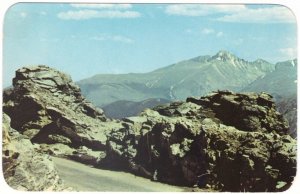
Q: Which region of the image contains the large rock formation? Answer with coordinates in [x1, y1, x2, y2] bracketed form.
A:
[104, 91, 296, 192]
[3, 65, 296, 192]
[2, 113, 72, 191]
[3, 65, 122, 165]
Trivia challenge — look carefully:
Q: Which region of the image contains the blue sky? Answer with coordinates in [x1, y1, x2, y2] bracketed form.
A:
[3, 3, 297, 87]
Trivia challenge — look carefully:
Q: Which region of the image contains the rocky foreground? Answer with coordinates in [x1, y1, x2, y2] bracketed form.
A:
[2, 65, 296, 191]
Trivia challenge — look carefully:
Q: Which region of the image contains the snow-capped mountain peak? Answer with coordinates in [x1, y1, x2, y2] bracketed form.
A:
[211, 50, 237, 62]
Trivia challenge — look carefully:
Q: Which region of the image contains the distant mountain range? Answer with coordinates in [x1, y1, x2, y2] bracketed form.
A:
[78, 51, 297, 137]
[242, 59, 297, 99]
[78, 50, 275, 107]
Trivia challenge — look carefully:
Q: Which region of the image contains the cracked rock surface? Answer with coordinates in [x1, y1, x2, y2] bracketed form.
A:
[2, 113, 72, 191]
[3, 65, 122, 167]
[104, 91, 296, 192]
[3, 65, 296, 192]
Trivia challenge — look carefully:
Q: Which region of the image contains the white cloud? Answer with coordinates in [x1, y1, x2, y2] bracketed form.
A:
[201, 28, 215, 35]
[58, 4, 140, 20]
[216, 31, 224, 37]
[165, 4, 246, 16]
[216, 6, 295, 23]
[200, 28, 224, 38]
[20, 12, 27, 18]
[39, 11, 47, 16]
[57, 10, 141, 20]
[234, 38, 244, 45]
[184, 29, 193, 34]
[279, 48, 297, 59]
[165, 4, 295, 23]
[90, 34, 134, 44]
[112, 35, 134, 43]
[39, 38, 59, 42]
[70, 4, 132, 10]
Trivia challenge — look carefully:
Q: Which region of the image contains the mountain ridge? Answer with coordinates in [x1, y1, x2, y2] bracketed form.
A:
[78, 50, 275, 107]
[242, 59, 297, 98]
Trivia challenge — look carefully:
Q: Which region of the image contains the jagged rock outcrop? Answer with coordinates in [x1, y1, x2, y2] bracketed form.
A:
[2, 113, 72, 191]
[3, 65, 122, 165]
[3, 65, 296, 192]
[186, 91, 289, 134]
[104, 91, 296, 192]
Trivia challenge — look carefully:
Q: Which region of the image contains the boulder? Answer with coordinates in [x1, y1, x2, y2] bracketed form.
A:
[187, 91, 289, 134]
[3, 65, 122, 164]
[2, 113, 72, 191]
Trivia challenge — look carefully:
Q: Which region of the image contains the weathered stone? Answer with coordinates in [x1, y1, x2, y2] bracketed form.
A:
[104, 90, 296, 192]
[4, 65, 118, 151]
[3, 65, 296, 192]
[2, 114, 72, 191]
[48, 134, 72, 144]
[189, 91, 289, 135]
